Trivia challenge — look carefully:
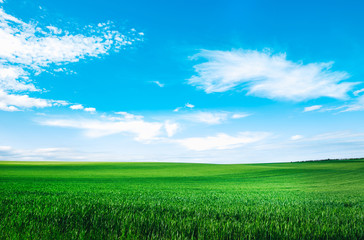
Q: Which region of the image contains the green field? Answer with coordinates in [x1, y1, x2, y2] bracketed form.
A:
[0, 160, 363, 240]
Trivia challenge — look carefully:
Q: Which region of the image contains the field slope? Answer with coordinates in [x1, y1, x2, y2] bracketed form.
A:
[0, 159, 363, 239]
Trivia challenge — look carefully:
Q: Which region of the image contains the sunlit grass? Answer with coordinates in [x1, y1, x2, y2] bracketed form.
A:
[0, 159, 363, 239]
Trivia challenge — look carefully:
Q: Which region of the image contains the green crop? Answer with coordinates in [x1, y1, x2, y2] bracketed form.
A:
[0, 159, 363, 239]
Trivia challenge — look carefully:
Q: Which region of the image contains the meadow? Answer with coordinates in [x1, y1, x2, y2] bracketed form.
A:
[0, 159, 363, 239]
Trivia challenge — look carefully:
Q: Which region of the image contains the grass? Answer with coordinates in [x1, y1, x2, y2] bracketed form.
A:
[0, 159, 363, 239]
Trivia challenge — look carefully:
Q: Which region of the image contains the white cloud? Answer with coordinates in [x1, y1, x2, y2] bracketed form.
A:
[321, 105, 346, 112]
[0, 65, 36, 92]
[178, 111, 250, 125]
[84, 107, 96, 113]
[153, 81, 164, 87]
[327, 90, 364, 112]
[231, 113, 250, 119]
[341, 95, 364, 112]
[0, 7, 140, 111]
[52, 100, 68, 106]
[37, 112, 181, 142]
[304, 105, 322, 112]
[185, 112, 228, 124]
[0, 8, 136, 72]
[173, 103, 195, 112]
[177, 132, 269, 151]
[353, 88, 364, 96]
[115, 111, 143, 120]
[0, 145, 11, 151]
[0, 90, 52, 111]
[46, 26, 62, 35]
[189, 49, 356, 101]
[165, 120, 179, 137]
[70, 104, 84, 110]
[38, 111, 183, 142]
[39, 118, 163, 141]
[185, 103, 195, 108]
[290, 135, 304, 140]
[0, 146, 86, 161]
[309, 131, 364, 142]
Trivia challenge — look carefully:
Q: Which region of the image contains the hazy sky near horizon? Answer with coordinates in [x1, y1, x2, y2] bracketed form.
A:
[1, 0, 364, 163]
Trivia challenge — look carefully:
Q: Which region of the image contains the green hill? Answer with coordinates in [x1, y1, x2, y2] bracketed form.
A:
[1, 159, 363, 239]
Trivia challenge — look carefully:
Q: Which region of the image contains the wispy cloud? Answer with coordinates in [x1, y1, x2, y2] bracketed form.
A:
[185, 103, 195, 108]
[176, 132, 269, 151]
[173, 103, 195, 112]
[189, 49, 356, 101]
[309, 131, 364, 142]
[114, 111, 144, 120]
[0, 145, 86, 161]
[38, 112, 179, 142]
[303, 105, 322, 112]
[0, 89, 66, 111]
[231, 113, 250, 119]
[181, 111, 250, 125]
[164, 120, 179, 137]
[290, 135, 304, 140]
[340, 95, 364, 112]
[39, 118, 162, 141]
[152, 81, 165, 87]
[353, 88, 364, 96]
[185, 112, 228, 124]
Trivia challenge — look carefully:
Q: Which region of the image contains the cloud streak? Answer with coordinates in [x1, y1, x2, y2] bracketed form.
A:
[38, 112, 179, 142]
[152, 81, 165, 87]
[353, 88, 364, 96]
[0, 146, 86, 161]
[40, 118, 163, 141]
[304, 105, 322, 112]
[177, 132, 269, 151]
[341, 95, 364, 112]
[181, 111, 250, 125]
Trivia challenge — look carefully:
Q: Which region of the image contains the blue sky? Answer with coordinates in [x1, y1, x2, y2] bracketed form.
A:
[1, 0, 364, 163]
